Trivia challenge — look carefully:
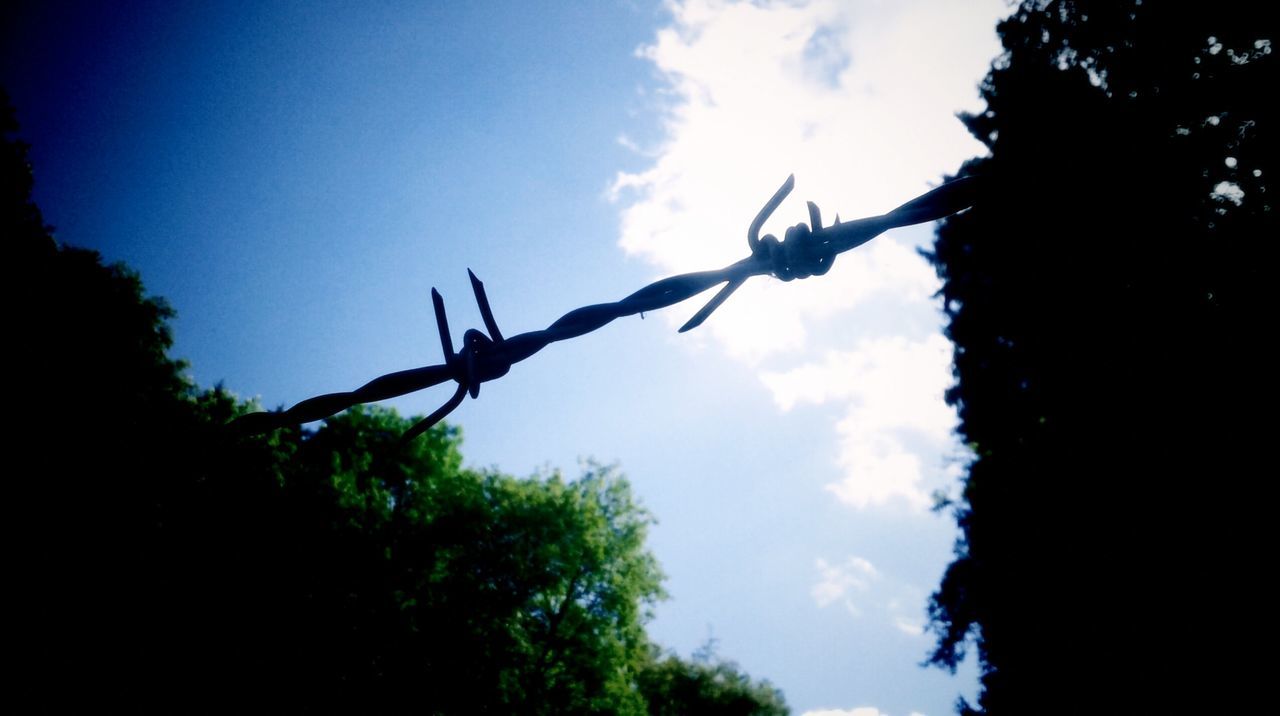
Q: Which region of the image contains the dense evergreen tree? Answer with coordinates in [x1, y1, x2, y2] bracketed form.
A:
[925, 2, 1275, 713]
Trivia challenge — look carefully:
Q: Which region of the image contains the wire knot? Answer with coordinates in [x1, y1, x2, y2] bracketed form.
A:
[400, 269, 512, 442]
[450, 328, 512, 398]
[678, 174, 841, 332]
[753, 221, 837, 281]
[742, 174, 837, 281]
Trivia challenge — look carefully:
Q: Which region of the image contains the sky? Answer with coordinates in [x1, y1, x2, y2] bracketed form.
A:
[2, 1, 1007, 713]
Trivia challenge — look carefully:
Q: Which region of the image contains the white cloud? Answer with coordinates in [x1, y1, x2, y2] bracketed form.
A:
[615, 0, 1003, 509]
[761, 334, 956, 509]
[812, 556, 879, 612]
[813, 556, 935, 643]
[760, 335, 953, 425]
[893, 615, 926, 637]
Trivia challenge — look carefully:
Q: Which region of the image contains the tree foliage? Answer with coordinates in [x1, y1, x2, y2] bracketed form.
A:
[6, 90, 786, 714]
[636, 645, 789, 716]
[215, 407, 669, 713]
[925, 2, 1275, 713]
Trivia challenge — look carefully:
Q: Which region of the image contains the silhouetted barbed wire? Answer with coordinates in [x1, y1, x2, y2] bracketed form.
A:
[233, 174, 981, 441]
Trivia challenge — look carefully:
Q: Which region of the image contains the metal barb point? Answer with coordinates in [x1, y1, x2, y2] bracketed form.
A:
[687, 174, 797, 332]
[401, 383, 467, 445]
[679, 278, 742, 333]
[431, 288, 454, 360]
[806, 201, 822, 231]
[747, 174, 794, 252]
[467, 269, 503, 342]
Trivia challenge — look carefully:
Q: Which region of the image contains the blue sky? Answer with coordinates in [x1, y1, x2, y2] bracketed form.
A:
[2, 2, 1006, 713]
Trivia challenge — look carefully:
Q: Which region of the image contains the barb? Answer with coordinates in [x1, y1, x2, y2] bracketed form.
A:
[232, 174, 981, 439]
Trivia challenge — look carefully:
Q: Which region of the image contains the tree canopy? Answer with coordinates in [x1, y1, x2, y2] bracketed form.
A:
[925, 2, 1275, 713]
[637, 644, 788, 716]
[6, 90, 787, 714]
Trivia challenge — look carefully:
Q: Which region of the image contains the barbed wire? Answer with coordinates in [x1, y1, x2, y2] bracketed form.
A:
[232, 174, 981, 441]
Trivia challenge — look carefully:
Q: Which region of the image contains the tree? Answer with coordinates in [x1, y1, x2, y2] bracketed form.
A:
[636, 644, 788, 716]
[7, 85, 209, 702]
[6, 90, 787, 713]
[263, 407, 668, 713]
[924, 2, 1275, 713]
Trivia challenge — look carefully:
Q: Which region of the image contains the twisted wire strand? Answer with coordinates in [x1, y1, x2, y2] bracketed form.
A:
[232, 174, 980, 439]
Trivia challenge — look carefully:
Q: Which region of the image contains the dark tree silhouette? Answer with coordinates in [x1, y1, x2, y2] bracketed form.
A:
[637, 644, 788, 716]
[5, 92, 788, 714]
[924, 2, 1275, 713]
